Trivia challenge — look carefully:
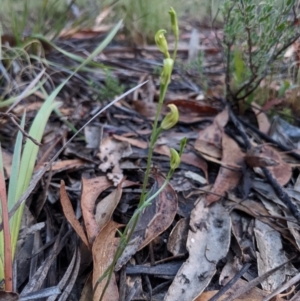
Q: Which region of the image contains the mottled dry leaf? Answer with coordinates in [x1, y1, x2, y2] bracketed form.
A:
[60, 180, 89, 247]
[81, 176, 112, 244]
[95, 185, 123, 233]
[115, 171, 177, 270]
[231, 212, 255, 263]
[98, 137, 132, 185]
[253, 145, 291, 186]
[164, 197, 231, 301]
[252, 102, 270, 134]
[228, 195, 297, 248]
[194, 279, 285, 301]
[206, 133, 244, 205]
[254, 220, 286, 291]
[92, 220, 121, 301]
[167, 218, 189, 256]
[194, 108, 228, 159]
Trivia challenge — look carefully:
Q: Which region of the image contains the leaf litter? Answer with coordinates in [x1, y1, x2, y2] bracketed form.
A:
[2, 12, 300, 301]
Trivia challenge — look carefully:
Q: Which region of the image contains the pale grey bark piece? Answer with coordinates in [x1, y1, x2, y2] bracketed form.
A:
[164, 197, 231, 301]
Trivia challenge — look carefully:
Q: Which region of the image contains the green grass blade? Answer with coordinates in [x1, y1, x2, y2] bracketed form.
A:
[7, 114, 25, 212]
[31, 19, 122, 69]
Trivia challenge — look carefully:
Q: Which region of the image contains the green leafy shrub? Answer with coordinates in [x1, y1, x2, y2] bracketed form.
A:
[220, 0, 300, 104]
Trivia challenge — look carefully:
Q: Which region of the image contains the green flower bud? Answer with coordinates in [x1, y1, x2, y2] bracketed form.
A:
[170, 148, 181, 170]
[179, 137, 187, 156]
[160, 58, 173, 85]
[161, 104, 179, 130]
[169, 7, 179, 40]
[155, 29, 170, 58]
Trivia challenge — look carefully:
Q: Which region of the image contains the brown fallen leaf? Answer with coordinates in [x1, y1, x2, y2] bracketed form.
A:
[113, 134, 147, 149]
[194, 108, 229, 159]
[95, 184, 123, 233]
[252, 145, 292, 186]
[206, 133, 244, 205]
[245, 145, 279, 168]
[46, 159, 86, 173]
[115, 170, 178, 270]
[92, 220, 122, 301]
[133, 101, 158, 120]
[165, 99, 218, 124]
[60, 180, 89, 247]
[140, 170, 178, 250]
[81, 176, 112, 244]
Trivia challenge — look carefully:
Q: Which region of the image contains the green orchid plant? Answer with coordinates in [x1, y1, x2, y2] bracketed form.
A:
[96, 7, 187, 301]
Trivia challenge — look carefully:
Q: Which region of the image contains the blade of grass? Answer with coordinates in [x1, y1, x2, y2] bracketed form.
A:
[31, 35, 108, 68]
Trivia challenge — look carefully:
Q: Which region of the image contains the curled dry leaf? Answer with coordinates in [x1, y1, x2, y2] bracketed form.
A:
[206, 133, 244, 205]
[92, 220, 122, 301]
[247, 145, 292, 186]
[251, 102, 270, 134]
[115, 170, 178, 270]
[97, 137, 132, 186]
[164, 197, 231, 301]
[194, 108, 229, 159]
[81, 176, 112, 244]
[60, 180, 89, 247]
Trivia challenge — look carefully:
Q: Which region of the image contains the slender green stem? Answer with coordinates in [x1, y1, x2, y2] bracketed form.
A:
[97, 12, 180, 300]
[139, 83, 169, 206]
[97, 172, 173, 301]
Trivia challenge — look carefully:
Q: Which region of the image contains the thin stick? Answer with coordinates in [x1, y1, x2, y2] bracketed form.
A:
[0, 112, 41, 146]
